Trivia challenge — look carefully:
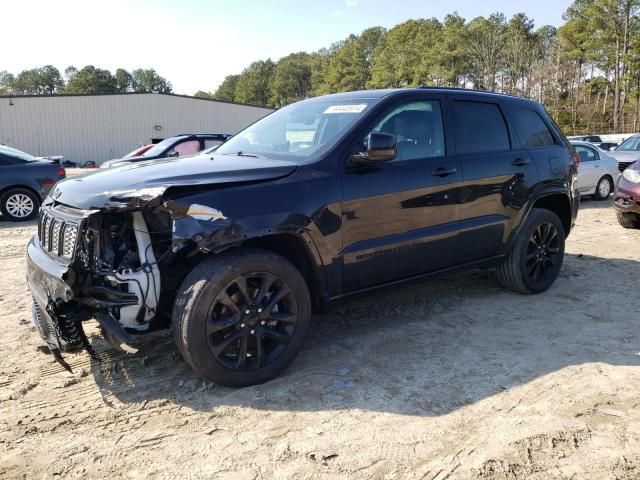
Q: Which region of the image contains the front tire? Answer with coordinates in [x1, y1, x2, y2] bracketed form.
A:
[172, 248, 312, 387]
[593, 176, 613, 201]
[0, 188, 40, 221]
[617, 211, 640, 229]
[496, 208, 566, 294]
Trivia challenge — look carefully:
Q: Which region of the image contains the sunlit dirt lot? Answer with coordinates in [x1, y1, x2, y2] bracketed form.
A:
[1, 199, 639, 479]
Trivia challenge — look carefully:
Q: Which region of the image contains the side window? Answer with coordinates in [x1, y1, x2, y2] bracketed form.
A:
[574, 145, 599, 162]
[452, 101, 510, 154]
[171, 139, 201, 157]
[509, 107, 556, 148]
[369, 100, 445, 161]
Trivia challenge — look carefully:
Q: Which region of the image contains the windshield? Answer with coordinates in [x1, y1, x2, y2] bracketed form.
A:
[215, 97, 378, 161]
[616, 136, 640, 151]
[139, 137, 189, 158]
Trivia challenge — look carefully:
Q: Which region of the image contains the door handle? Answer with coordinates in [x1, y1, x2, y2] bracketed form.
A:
[432, 167, 457, 177]
[511, 158, 530, 166]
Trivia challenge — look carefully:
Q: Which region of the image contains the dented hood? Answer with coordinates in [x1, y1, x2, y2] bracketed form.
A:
[49, 154, 298, 210]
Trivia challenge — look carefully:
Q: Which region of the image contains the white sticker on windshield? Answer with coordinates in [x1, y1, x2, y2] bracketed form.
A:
[324, 104, 368, 114]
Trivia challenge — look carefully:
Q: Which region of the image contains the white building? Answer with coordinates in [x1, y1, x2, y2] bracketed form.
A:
[0, 93, 273, 165]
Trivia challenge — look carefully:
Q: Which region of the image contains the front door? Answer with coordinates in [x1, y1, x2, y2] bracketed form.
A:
[341, 97, 462, 292]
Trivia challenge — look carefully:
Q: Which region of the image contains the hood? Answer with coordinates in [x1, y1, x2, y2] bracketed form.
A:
[607, 150, 640, 162]
[49, 153, 298, 210]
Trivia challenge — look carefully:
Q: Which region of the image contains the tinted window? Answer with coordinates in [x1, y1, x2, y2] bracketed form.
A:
[370, 100, 445, 161]
[574, 145, 599, 162]
[508, 107, 555, 148]
[453, 101, 510, 154]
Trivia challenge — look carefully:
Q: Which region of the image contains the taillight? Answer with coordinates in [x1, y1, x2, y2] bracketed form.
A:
[573, 151, 580, 168]
[57, 167, 66, 178]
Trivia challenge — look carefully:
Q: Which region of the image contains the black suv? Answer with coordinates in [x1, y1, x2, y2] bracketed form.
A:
[26, 88, 579, 386]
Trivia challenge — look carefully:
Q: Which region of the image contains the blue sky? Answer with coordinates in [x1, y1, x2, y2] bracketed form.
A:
[3, 0, 572, 95]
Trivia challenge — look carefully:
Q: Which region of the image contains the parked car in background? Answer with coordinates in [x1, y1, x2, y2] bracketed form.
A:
[0, 145, 66, 221]
[123, 144, 154, 159]
[607, 134, 640, 172]
[570, 141, 620, 200]
[101, 134, 232, 168]
[598, 142, 619, 151]
[567, 135, 618, 152]
[568, 135, 603, 143]
[26, 88, 579, 387]
[613, 160, 640, 229]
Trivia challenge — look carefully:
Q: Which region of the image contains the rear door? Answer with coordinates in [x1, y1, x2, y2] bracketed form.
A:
[453, 98, 539, 263]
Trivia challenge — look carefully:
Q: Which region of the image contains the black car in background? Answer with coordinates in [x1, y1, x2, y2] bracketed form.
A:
[0, 145, 66, 221]
[101, 133, 232, 168]
[26, 88, 578, 387]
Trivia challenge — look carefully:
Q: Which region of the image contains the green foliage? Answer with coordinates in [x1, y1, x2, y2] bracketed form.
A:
[2, 65, 63, 95]
[0, 65, 172, 95]
[194, 90, 214, 99]
[271, 53, 313, 106]
[62, 66, 116, 94]
[115, 69, 134, 92]
[131, 68, 172, 93]
[234, 60, 276, 106]
[212, 75, 239, 102]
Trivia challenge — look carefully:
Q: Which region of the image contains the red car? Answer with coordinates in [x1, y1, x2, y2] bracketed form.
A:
[124, 144, 154, 158]
[613, 161, 640, 228]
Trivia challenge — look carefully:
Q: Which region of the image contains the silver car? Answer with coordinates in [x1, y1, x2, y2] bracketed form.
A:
[571, 141, 620, 200]
[606, 134, 640, 172]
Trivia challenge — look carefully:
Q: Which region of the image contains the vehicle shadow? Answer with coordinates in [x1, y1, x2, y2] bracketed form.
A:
[88, 252, 640, 416]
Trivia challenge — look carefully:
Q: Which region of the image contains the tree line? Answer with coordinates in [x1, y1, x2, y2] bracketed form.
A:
[0, 66, 172, 96]
[198, 0, 640, 135]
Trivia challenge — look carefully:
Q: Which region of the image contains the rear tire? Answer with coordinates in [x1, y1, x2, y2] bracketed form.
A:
[593, 176, 613, 201]
[0, 188, 40, 221]
[616, 211, 640, 229]
[496, 208, 566, 294]
[172, 248, 312, 387]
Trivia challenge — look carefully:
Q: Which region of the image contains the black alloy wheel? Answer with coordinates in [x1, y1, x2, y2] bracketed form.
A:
[524, 222, 561, 285]
[172, 248, 311, 387]
[206, 272, 298, 371]
[496, 208, 566, 294]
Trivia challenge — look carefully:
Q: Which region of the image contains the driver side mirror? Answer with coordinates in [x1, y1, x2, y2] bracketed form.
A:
[352, 132, 396, 165]
[166, 151, 179, 158]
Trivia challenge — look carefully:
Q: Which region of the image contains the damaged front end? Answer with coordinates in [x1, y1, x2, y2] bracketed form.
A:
[26, 190, 234, 371]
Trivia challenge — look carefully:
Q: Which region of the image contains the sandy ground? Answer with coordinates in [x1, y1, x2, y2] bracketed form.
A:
[1, 199, 640, 479]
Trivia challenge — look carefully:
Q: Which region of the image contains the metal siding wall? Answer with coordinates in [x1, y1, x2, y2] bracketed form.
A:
[0, 94, 272, 164]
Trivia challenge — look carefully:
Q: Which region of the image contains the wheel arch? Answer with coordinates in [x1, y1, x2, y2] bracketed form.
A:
[239, 232, 327, 311]
[530, 193, 572, 236]
[0, 184, 42, 201]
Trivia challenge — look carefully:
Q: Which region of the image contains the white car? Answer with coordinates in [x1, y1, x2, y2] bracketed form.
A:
[571, 141, 620, 200]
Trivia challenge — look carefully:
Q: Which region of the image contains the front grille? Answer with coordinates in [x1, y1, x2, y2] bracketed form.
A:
[619, 161, 634, 172]
[38, 210, 79, 259]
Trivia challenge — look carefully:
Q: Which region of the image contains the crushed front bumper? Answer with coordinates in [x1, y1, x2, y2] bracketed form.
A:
[26, 236, 92, 370]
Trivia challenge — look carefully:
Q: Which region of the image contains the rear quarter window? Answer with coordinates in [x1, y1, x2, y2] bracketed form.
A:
[508, 106, 556, 148]
[452, 101, 510, 154]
